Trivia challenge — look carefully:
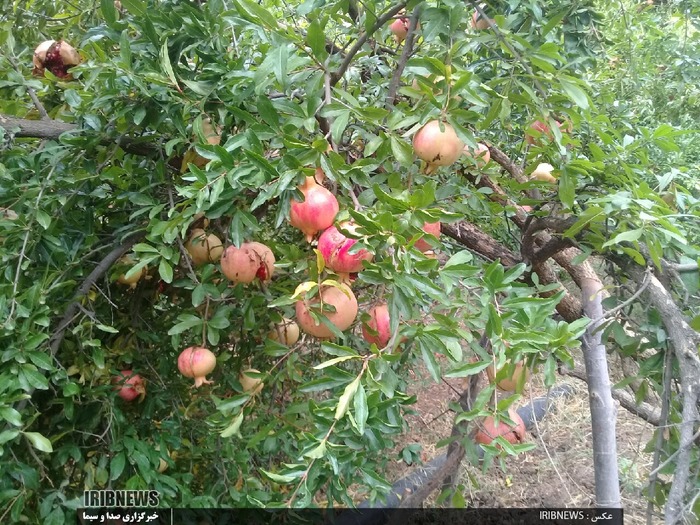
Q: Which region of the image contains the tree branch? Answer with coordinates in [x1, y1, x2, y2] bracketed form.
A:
[0, 114, 158, 156]
[386, 8, 421, 108]
[330, 1, 408, 86]
[441, 221, 521, 267]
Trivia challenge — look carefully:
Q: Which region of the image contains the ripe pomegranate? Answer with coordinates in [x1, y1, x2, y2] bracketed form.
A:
[471, 7, 492, 30]
[178, 346, 217, 387]
[362, 303, 392, 348]
[113, 370, 145, 402]
[475, 408, 527, 446]
[318, 223, 373, 279]
[413, 120, 465, 173]
[239, 368, 264, 395]
[486, 361, 531, 392]
[268, 318, 300, 346]
[390, 17, 410, 43]
[220, 242, 275, 284]
[295, 282, 358, 339]
[33, 40, 81, 79]
[414, 222, 441, 253]
[185, 228, 224, 267]
[117, 257, 146, 288]
[289, 176, 339, 242]
[530, 163, 557, 183]
[462, 143, 491, 167]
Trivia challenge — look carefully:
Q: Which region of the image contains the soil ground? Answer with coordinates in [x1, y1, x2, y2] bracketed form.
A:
[375, 358, 659, 523]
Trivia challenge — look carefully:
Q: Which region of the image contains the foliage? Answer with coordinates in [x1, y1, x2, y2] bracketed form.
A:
[0, 0, 698, 522]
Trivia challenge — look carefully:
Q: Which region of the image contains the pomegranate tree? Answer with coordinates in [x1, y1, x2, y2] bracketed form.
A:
[361, 303, 392, 348]
[185, 228, 224, 267]
[32, 40, 81, 78]
[475, 408, 527, 446]
[317, 223, 373, 279]
[295, 282, 358, 339]
[289, 175, 339, 242]
[177, 346, 217, 387]
[113, 370, 145, 402]
[412, 120, 465, 173]
[414, 222, 441, 253]
[220, 242, 275, 284]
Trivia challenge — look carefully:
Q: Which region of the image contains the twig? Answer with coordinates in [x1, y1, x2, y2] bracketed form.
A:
[7, 165, 56, 324]
[6, 54, 50, 120]
[595, 266, 652, 324]
[330, 1, 408, 86]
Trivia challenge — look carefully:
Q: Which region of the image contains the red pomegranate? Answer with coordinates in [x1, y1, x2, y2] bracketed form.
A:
[113, 370, 145, 402]
[220, 242, 275, 284]
[414, 222, 441, 253]
[474, 408, 527, 446]
[413, 120, 465, 172]
[178, 346, 217, 388]
[390, 18, 410, 43]
[289, 176, 339, 242]
[317, 223, 373, 279]
[362, 303, 392, 348]
[295, 282, 358, 339]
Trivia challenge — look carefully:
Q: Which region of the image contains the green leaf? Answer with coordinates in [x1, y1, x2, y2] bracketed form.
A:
[335, 376, 361, 420]
[602, 229, 643, 248]
[560, 78, 589, 110]
[313, 355, 359, 370]
[390, 135, 414, 167]
[158, 259, 173, 284]
[96, 324, 119, 334]
[23, 431, 53, 453]
[353, 383, 368, 435]
[304, 441, 327, 459]
[444, 360, 490, 378]
[307, 20, 327, 61]
[120, 0, 146, 16]
[159, 39, 178, 89]
[110, 452, 126, 480]
[35, 210, 51, 230]
[260, 469, 301, 484]
[168, 316, 203, 335]
[221, 413, 244, 438]
[101, 0, 118, 27]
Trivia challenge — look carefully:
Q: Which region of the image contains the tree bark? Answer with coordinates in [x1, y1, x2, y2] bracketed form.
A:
[621, 264, 700, 525]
